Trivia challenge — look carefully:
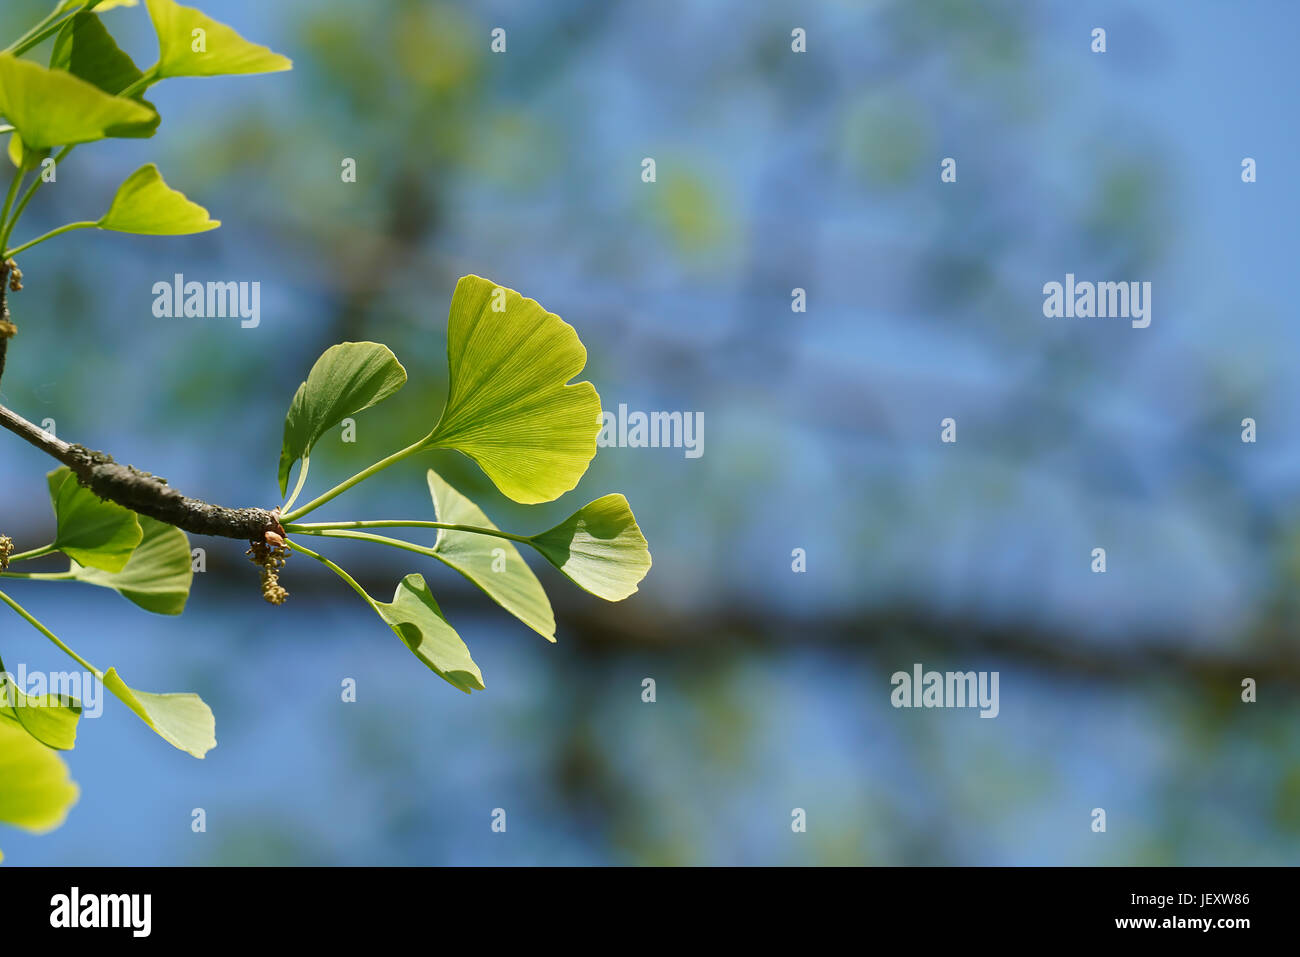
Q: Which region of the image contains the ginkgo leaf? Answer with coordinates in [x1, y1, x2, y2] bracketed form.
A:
[0, 670, 81, 752]
[145, 0, 292, 78]
[50, 11, 160, 138]
[0, 54, 154, 150]
[102, 667, 214, 758]
[46, 466, 142, 573]
[70, 515, 193, 615]
[422, 276, 602, 504]
[0, 712, 79, 844]
[97, 164, 219, 235]
[528, 494, 651, 601]
[373, 574, 484, 694]
[278, 342, 408, 495]
[425, 470, 555, 641]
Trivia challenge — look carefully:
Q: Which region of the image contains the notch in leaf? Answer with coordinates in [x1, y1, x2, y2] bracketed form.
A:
[145, 0, 292, 78]
[0, 54, 154, 150]
[421, 276, 602, 505]
[278, 342, 408, 495]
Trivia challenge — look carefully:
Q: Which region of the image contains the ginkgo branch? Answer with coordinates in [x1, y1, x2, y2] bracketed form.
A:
[0, 401, 280, 541]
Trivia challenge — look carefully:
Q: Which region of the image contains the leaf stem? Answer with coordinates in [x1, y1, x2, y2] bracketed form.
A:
[285, 520, 532, 545]
[0, 571, 77, 581]
[3, 3, 83, 58]
[3, 221, 96, 260]
[281, 455, 311, 513]
[280, 440, 426, 523]
[5, 542, 57, 563]
[0, 169, 25, 246]
[284, 539, 376, 608]
[0, 587, 101, 677]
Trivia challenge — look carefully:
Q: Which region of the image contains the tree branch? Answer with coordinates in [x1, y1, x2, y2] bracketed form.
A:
[0, 401, 279, 541]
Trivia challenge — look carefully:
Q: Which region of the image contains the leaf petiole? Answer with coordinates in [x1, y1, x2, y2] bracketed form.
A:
[280, 439, 425, 523]
[0, 168, 25, 246]
[3, 220, 96, 259]
[281, 455, 311, 514]
[4, 542, 58, 563]
[283, 539, 376, 609]
[0, 587, 101, 677]
[285, 520, 532, 545]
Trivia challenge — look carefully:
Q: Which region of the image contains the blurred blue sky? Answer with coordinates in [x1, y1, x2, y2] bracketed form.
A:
[2, 0, 1299, 864]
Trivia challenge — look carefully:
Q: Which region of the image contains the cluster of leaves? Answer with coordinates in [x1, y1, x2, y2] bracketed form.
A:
[0, 1, 651, 861]
[274, 275, 652, 694]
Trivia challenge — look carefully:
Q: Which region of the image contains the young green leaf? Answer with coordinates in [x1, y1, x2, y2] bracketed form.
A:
[373, 574, 484, 694]
[145, 0, 292, 78]
[278, 342, 408, 495]
[97, 163, 219, 235]
[424, 469, 556, 641]
[102, 667, 215, 758]
[422, 276, 602, 505]
[46, 466, 142, 573]
[69, 515, 193, 615]
[528, 494, 651, 601]
[0, 711, 79, 842]
[50, 11, 160, 138]
[0, 672, 81, 751]
[0, 54, 154, 150]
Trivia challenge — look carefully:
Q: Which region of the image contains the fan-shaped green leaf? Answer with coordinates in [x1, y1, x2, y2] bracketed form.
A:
[145, 0, 292, 78]
[528, 494, 651, 601]
[0, 712, 79, 843]
[0, 54, 154, 150]
[422, 275, 602, 504]
[0, 670, 81, 751]
[102, 667, 214, 758]
[373, 574, 484, 694]
[278, 342, 408, 495]
[50, 11, 160, 138]
[69, 515, 192, 615]
[46, 466, 142, 573]
[97, 163, 218, 235]
[425, 469, 555, 641]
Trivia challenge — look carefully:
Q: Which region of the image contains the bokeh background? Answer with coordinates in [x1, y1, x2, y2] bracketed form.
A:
[2, 0, 1299, 865]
